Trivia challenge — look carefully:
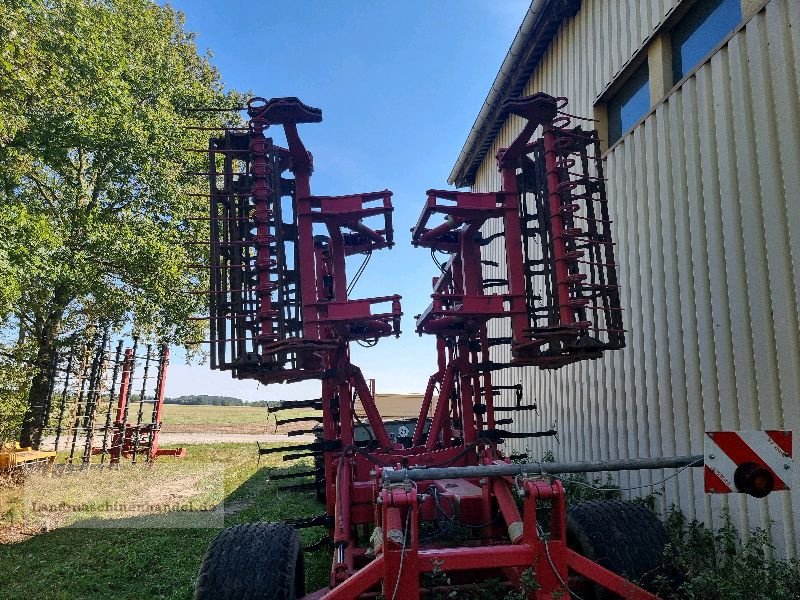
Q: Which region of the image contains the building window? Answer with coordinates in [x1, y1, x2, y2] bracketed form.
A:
[672, 0, 742, 81]
[607, 61, 650, 144]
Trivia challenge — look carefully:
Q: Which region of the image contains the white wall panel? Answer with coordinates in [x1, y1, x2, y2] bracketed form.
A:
[471, 0, 799, 556]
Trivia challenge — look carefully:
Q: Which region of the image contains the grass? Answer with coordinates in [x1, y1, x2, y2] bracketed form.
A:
[0, 443, 330, 599]
[4, 441, 800, 599]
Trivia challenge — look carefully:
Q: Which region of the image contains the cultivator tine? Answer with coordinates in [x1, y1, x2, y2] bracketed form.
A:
[268, 399, 324, 412]
[178, 106, 245, 113]
[482, 428, 557, 442]
[52, 346, 75, 451]
[99, 340, 125, 464]
[491, 405, 537, 412]
[277, 481, 319, 493]
[115, 338, 138, 464]
[37, 350, 59, 450]
[303, 536, 333, 553]
[274, 415, 324, 427]
[284, 513, 332, 529]
[131, 344, 152, 464]
[147, 346, 169, 463]
[282, 451, 323, 462]
[81, 328, 110, 466]
[258, 440, 337, 456]
[184, 126, 250, 132]
[67, 344, 92, 464]
[286, 429, 319, 437]
[268, 468, 324, 481]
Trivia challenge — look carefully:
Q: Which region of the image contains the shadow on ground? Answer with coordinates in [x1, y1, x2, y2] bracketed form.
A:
[0, 447, 329, 600]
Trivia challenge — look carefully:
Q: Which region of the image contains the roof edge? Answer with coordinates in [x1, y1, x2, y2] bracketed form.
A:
[448, 0, 581, 187]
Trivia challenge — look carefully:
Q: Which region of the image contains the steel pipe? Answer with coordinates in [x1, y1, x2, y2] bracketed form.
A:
[382, 455, 704, 483]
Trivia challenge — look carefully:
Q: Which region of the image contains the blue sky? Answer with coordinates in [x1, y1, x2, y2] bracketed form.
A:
[165, 0, 529, 401]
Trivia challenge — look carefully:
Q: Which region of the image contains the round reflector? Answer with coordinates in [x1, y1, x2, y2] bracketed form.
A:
[733, 462, 774, 498]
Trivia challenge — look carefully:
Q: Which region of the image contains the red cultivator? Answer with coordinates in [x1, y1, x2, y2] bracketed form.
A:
[193, 95, 789, 599]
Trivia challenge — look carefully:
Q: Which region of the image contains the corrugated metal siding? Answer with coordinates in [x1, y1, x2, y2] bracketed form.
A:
[472, 0, 800, 556]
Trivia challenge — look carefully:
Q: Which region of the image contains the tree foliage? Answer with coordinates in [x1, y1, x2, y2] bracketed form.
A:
[0, 0, 242, 444]
[165, 395, 248, 406]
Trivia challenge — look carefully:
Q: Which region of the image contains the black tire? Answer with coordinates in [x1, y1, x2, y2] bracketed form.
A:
[566, 500, 669, 599]
[195, 522, 304, 600]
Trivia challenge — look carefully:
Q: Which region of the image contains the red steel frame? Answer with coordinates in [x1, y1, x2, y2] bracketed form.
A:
[107, 346, 186, 462]
[211, 95, 651, 599]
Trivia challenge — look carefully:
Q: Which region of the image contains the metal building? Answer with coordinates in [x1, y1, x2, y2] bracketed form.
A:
[450, 0, 799, 556]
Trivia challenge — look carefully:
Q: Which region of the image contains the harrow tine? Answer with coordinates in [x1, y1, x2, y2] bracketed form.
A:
[177, 106, 245, 112]
[277, 481, 319, 492]
[268, 399, 324, 412]
[287, 429, 319, 437]
[483, 428, 557, 442]
[268, 468, 324, 481]
[303, 536, 333, 552]
[283, 451, 322, 462]
[184, 126, 250, 131]
[492, 404, 538, 412]
[274, 415, 324, 427]
[284, 513, 332, 529]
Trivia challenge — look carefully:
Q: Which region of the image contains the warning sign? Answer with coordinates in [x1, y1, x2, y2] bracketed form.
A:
[704, 430, 792, 494]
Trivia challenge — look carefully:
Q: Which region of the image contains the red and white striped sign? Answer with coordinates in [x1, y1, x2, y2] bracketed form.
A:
[704, 430, 793, 494]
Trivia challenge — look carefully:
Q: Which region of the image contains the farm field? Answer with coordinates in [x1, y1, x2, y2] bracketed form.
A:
[160, 404, 320, 434]
[0, 443, 330, 599]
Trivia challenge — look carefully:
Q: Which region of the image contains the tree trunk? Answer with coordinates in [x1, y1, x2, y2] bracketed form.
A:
[19, 308, 63, 448]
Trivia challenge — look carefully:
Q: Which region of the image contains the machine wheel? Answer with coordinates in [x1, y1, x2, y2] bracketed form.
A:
[566, 500, 670, 599]
[195, 522, 304, 600]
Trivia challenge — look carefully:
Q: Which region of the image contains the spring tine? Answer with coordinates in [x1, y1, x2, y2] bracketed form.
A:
[178, 106, 245, 112]
[283, 452, 322, 461]
[492, 405, 537, 412]
[268, 398, 324, 411]
[187, 192, 252, 197]
[186, 147, 252, 153]
[184, 126, 250, 131]
[303, 537, 333, 552]
[268, 468, 324, 481]
[182, 241, 258, 246]
[184, 289, 253, 295]
[184, 267, 257, 275]
[183, 218, 257, 222]
[278, 482, 319, 493]
[275, 415, 324, 426]
[287, 429, 318, 437]
[185, 171, 251, 176]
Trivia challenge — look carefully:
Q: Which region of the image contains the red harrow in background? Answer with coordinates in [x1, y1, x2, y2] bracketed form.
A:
[193, 95, 792, 600]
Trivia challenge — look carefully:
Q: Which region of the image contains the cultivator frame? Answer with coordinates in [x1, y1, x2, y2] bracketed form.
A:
[196, 94, 787, 600]
[34, 338, 185, 467]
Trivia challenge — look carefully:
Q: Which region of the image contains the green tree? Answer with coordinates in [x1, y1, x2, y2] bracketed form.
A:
[0, 0, 241, 446]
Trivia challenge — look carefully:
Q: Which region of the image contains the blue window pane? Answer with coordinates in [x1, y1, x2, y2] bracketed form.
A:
[608, 62, 650, 143]
[672, 0, 742, 81]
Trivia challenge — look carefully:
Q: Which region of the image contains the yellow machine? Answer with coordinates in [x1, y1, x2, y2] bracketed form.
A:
[0, 443, 56, 473]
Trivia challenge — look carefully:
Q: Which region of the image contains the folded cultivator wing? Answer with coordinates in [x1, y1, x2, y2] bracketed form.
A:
[193, 94, 785, 600]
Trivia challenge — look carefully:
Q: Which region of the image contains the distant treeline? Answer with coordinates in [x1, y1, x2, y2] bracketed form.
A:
[164, 395, 271, 407]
